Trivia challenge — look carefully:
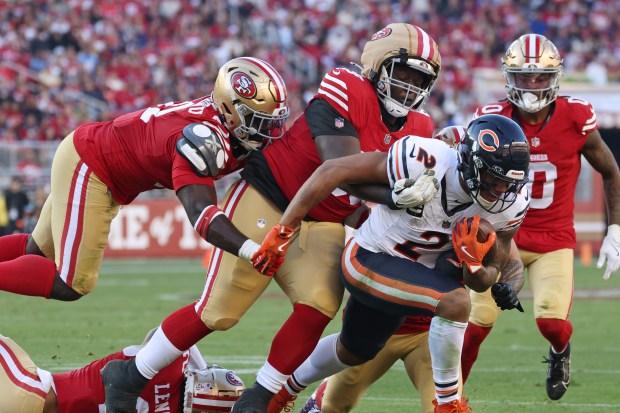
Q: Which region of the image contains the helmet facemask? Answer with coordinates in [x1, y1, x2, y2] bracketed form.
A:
[376, 59, 437, 117]
[232, 103, 289, 151]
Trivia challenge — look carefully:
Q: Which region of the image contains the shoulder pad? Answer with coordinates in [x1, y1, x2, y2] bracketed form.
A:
[176, 123, 227, 177]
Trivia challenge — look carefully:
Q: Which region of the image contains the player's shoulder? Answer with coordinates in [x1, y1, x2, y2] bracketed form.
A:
[474, 101, 512, 118]
[392, 135, 457, 167]
[554, 96, 597, 134]
[484, 190, 530, 231]
[320, 67, 374, 97]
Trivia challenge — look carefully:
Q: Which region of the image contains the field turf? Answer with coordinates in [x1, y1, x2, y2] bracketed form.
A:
[1, 258, 619, 412]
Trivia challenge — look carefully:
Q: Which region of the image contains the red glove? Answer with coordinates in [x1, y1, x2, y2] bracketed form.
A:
[452, 216, 496, 274]
[251, 223, 297, 276]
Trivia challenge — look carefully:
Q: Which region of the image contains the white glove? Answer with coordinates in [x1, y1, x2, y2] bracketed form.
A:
[391, 169, 439, 209]
[597, 224, 620, 280]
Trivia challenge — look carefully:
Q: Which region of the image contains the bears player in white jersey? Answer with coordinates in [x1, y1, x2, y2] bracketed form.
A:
[102, 23, 443, 413]
[250, 114, 530, 412]
[461, 34, 620, 401]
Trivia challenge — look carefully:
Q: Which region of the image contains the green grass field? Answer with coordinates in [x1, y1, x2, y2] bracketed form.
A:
[1, 258, 619, 412]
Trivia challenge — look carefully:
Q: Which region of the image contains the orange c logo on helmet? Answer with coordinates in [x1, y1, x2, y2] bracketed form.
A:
[477, 129, 499, 152]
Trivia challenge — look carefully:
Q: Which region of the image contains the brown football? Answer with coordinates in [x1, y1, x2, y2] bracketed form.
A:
[466, 216, 496, 243]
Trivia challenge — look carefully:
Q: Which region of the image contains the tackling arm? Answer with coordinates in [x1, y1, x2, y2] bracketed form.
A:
[176, 184, 253, 257]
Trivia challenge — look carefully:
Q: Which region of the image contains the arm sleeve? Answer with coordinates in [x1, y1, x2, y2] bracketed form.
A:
[305, 99, 359, 139]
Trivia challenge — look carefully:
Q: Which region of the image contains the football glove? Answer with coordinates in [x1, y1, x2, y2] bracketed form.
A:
[251, 224, 297, 276]
[452, 216, 496, 274]
[391, 169, 439, 209]
[597, 224, 620, 280]
[491, 282, 524, 312]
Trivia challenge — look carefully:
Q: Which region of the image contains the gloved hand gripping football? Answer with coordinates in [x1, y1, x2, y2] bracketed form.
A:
[250, 224, 297, 276]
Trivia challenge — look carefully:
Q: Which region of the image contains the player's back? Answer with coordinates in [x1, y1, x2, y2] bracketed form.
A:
[73, 97, 238, 204]
[259, 68, 434, 223]
[475, 97, 595, 252]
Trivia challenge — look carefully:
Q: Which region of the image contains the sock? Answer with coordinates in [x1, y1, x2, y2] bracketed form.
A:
[279, 333, 349, 395]
[255, 361, 289, 394]
[461, 323, 493, 383]
[135, 305, 212, 379]
[266, 304, 332, 374]
[0, 255, 56, 298]
[536, 318, 573, 353]
[0, 233, 28, 261]
[429, 316, 468, 404]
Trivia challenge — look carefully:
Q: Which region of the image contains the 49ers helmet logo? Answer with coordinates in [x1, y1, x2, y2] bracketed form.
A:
[226, 370, 244, 386]
[477, 129, 499, 152]
[370, 28, 392, 41]
[231, 72, 257, 98]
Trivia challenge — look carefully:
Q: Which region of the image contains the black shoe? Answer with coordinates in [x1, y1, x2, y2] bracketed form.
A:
[543, 342, 571, 400]
[101, 358, 150, 413]
[231, 382, 275, 413]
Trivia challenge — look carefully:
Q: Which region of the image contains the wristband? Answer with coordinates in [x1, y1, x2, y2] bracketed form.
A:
[238, 239, 261, 261]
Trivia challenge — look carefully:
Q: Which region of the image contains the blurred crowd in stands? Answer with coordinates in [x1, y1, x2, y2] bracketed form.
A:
[0, 0, 618, 227]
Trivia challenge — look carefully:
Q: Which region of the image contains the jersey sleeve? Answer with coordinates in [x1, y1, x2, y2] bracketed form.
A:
[386, 136, 426, 186]
[172, 151, 215, 191]
[314, 68, 372, 129]
[568, 97, 598, 135]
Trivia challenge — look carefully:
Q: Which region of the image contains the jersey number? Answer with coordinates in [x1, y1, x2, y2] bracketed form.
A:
[527, 161, 557, 209]
[140, 100, 210, 123]
[394, 231, 450, 261]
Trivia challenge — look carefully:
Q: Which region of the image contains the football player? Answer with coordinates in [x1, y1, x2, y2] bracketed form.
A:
[0, 331, 245, 413]
[293, 126, 525, 413]
[0, 56, 289, 302]
[101, 23, 442, 413]
[249, 114, 531, 413]
[461, 34, 620, 401]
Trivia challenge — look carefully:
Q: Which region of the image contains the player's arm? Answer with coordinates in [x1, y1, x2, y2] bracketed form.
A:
[491, 239, 525, 312]
[582, 129, 620, 279]
[175, 124, 260, 262]
[462, 225, 517, 293]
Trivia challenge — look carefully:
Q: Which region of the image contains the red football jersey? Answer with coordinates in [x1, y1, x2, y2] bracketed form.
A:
[73, 97, 242, 205]
[53, 346, 189, 413]
[475, 97, 597, 252]
[264, 68, 434, 223]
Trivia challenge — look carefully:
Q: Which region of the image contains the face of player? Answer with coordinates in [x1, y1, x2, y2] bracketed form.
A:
[388, 63, 430, 108]
[513, 72, 553, 96]
[477, 169, 515, 202]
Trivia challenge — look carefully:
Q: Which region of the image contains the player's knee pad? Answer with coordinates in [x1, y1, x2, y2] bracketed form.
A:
[468, 293, 499, 327]
[202, 316, 239, 331]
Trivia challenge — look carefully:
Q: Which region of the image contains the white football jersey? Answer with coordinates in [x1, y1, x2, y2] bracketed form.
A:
[355, 135, 529, 269]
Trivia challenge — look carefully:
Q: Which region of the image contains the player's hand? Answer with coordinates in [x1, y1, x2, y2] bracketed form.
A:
[597, 224, 620, 280]
[452, 215, 496, 274]
[391, 169, 439, 209]
[491, 282, 524, 312]
[251, 224, 297, 276]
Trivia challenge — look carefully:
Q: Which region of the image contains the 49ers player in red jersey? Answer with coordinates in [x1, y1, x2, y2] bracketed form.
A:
[461, 34, 620, 401]
[0, 56, 289, 303]
[0, 332, 245, 413]
[101, 23, 441, 413]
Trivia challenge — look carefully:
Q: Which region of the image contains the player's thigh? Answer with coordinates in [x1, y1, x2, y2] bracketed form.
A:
[197, 181, 277, 330]
[323, 340, 400, 413]
[39, 133, 120, 295]
[0, 335, 50, 413]
[275, 220, 346, 318]
[400, 332, 435, 413]
[523, 248, 573, 319]
[468, 288, 500, 327]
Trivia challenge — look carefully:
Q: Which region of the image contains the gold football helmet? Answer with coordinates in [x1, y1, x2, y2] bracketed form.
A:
[212, 57, 290, 150]
[433, 125, 466, 148]
[184, 365, 246, 413]
[502, 34, 563, 113]
[361, 23, 441, 117]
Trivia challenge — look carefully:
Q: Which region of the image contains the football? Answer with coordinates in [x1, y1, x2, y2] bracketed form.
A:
[466, 216, 496, 243]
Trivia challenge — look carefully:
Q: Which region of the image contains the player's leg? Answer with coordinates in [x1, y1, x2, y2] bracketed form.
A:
[103, 180, 274, 412]
[0, 335, 55, 413]
[319, 334, 404, 413]
[0, 133, 119, 301]
[400, 332, 436, 413]
[255, 220, 346, 395]
[526, 248, 574, 400]
[461, 287, 500, 383]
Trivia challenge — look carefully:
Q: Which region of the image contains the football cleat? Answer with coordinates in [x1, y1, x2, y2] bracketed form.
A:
[432, 398, 473, 413]
[231, 382, 274, 413]
[543, 342, 571, 400]
[267, 387, 297, 413]
[100, 359, 149, 413]
[299, 396, 321, 413]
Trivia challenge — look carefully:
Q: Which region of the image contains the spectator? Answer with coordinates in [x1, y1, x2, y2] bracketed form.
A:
[4, 177, 29, 234]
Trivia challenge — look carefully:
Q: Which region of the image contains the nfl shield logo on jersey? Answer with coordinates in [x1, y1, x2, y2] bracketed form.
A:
[383, 134, 392, 145]
[531, 137, 540, 147]
[335, 117, 344, 128]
